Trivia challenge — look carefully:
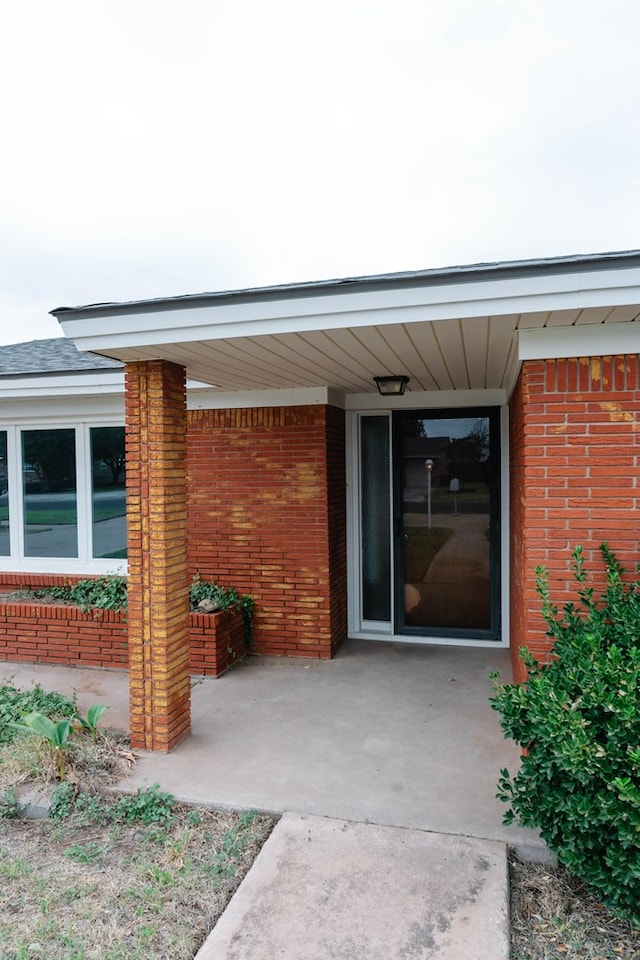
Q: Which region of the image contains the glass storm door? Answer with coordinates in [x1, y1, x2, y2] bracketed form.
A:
[393, 408, 500, 640]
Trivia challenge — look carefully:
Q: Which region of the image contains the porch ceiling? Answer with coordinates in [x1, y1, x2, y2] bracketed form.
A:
[53, 251, 640, 395]
[68, 307, 640, 394]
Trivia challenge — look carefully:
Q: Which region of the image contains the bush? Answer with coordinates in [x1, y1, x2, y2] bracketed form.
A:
[491, 544, 640, 924]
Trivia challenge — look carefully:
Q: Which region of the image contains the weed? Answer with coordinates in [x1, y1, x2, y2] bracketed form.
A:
[208, 809, 261, 880]
[32, 575, 128, 612]
[110, 784, 175, 827]
[10, 712, 73, 779]
[64, 840, 111, 865]
[0, 786, 19, 819]
[73, 790, 111, 824]
[50, 782, 77, 820]
[74, 703, 108, 740]
[0, 680, 76, 746]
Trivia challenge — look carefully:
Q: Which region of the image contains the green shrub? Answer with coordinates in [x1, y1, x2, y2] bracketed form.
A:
[491, 544, 640, 924]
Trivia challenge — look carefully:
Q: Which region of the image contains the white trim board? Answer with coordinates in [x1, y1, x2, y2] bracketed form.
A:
[519, 322, 640, 360]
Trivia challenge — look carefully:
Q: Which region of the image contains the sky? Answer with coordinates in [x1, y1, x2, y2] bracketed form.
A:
[1, 0, 639, 346]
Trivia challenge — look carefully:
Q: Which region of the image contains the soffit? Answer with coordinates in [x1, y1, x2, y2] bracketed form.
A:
[68, 306, 640, 394]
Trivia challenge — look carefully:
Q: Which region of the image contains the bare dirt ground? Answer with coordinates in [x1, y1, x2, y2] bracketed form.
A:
[509, 854, 640, 960]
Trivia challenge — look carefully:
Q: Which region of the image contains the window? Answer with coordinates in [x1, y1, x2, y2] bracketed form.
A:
[0, 423, 126, 571]
[90, 427, 126, 560]
[22, 428, 78, 558]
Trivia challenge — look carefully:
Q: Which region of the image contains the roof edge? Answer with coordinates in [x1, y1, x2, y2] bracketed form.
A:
[51, 248, 640, 320]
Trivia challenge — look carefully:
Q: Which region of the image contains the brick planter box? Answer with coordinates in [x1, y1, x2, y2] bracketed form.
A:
[0, 599, 245, 678]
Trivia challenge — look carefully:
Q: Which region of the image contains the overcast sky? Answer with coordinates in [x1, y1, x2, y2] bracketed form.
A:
[1, 0, 639, 346]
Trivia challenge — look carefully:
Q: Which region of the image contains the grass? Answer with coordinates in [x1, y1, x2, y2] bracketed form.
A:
[0, 677, 275, 959]
[403, 525, 453, 581]
[0, 802, 274, 960]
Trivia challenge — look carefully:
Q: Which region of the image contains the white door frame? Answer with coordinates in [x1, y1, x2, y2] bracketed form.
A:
[345, 398, 510, 649]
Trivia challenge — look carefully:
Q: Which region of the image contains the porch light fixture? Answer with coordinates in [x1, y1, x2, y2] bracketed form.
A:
[373, 375, 409, 396]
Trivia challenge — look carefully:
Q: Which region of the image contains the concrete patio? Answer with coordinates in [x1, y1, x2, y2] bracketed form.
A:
[0, 639, 543, 854]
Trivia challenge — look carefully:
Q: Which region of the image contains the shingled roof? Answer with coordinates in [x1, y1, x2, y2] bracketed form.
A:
[0, 338, 123, 377]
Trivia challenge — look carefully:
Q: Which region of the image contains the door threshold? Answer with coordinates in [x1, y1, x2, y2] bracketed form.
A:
[351, 631, 509, 649]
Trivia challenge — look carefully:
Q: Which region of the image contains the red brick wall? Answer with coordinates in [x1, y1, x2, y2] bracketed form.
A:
[187, 404, 347, 658]
[509, 355, 640, 681]
[0, 592, 245, 677]
[0, 601, 128, 668]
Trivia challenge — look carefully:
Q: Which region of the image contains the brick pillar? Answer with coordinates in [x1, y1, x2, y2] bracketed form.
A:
[509, 355, 640, 682]
[125, 360, 190, 751]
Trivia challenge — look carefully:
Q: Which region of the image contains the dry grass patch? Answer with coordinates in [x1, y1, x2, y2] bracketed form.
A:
[0, 801, 274, 960]
[510, 853, 640, 960]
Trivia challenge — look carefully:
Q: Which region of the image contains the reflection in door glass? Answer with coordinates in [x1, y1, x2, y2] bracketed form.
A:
[401, 416, 492, 632]
[0, 431, 8, 556]
[361, 416, 391, 621]
[22, 429, 78, 558]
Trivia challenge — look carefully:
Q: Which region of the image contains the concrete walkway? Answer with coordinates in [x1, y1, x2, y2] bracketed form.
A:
[1, 641, 546, 958]
[195, 813, 509, 960]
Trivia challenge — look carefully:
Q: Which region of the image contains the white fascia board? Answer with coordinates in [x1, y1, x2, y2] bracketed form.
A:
[187, 386, 343, 409]
[0, 394, 125, 425]
[59, 266, 640, 352]
[345, 388, 506, 410]
[519, 322, 640, 360]
[0, 371, 124, 401]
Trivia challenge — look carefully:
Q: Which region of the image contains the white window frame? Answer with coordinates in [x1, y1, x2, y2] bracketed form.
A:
[0, 419, 127, 576]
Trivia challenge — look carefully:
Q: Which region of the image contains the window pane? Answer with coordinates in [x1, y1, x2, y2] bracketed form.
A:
[0, 432, 8, 555]
[22, 429, 78, 557]
[91, 427, 127, 559]
[361, 415, 391, 621]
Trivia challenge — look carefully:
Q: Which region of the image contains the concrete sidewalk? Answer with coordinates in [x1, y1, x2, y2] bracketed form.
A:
[195, 813, 509, 960]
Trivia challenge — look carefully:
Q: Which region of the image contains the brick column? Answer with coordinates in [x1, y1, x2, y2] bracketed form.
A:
[509, 355, 640, 681]
[125, 360, 190, 751]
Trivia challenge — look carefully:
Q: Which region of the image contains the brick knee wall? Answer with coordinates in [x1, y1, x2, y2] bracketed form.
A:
[509, 355, 640, 681]
[0, 590, 245, 678]
[187, 404, 347, 658]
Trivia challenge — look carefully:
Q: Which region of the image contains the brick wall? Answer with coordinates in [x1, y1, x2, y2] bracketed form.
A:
[509, 355, 640, 681]
[187, 404, 347, 658]
[0, 591, 245, 677]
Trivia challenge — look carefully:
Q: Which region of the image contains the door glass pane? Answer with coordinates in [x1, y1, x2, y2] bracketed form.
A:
[91, 427, 127, 559]
[22, 429, 78, 557]
[399, 414, 494, 633]
[361, 415, 391, 621]
[0, 432, 8, 555]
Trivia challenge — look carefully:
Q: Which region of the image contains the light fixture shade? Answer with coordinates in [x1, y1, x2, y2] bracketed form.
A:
[374, 375, 409, 396]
